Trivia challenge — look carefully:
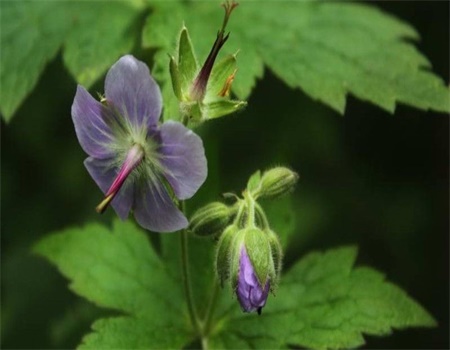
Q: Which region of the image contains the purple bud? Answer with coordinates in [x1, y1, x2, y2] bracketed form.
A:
[236, 246, 270, 314]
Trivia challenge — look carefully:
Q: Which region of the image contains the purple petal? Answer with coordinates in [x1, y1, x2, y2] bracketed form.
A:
[158, 121, 207, 200]
[105, 55, 162, 129]
[71, 86, 115, 159]
[133, 177, 188, 233]
[237, 246, 270, 313]
[84, 157, 134, 220]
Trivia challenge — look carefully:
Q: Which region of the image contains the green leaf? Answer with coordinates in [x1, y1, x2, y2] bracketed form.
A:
[62, 2, 143, 88]
[0, 2, 71, 121]
[210, 246, 436, 349]
[143, 1, 450, 115]
[34, 220, 192, 348]
[0, 1, 145, 122]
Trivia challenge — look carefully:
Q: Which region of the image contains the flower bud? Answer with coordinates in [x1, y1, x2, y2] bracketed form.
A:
[229, 227, 274, 314]
[189, 202, 234, 237]
[236, 244, 270, 314]
[255, 167, 299, 199]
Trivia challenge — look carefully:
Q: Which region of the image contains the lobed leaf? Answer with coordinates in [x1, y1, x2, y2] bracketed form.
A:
[210, 246, 436, 349]
[34, 220, 192, 348]
[0, 1, 144, 122]
[0, 1, 71, 121]
[143, 1, 450, 118]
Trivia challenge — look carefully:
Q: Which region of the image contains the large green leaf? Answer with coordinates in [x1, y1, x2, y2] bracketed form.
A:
[143, 1, 450, 117]
[34, 220, 192, 349]
[0, 1, 71, 121]
[0, 1, 144, 122]
[209, 246, 436, 349]
[62, 2, 143, 88]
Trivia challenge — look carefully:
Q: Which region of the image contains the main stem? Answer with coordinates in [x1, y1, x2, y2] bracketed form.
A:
[180, 202, 202, 335]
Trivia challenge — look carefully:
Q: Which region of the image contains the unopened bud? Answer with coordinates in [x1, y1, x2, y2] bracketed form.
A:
[189, 202, 234, 236]
[255, 167, 299, 199]
[215, 224, 238, 286]
[229, 227, 272, 314]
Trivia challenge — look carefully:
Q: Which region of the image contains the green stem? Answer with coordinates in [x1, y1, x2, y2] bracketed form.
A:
[180, 202, 202, 335]
[244, 191, 256, 228]
[202, 281, 220, 335]
[255, 202, 270, 230]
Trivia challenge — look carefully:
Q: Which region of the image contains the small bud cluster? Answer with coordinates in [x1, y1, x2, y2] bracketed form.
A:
[169, 1, 246, 125]
[189, 166, 298, 314]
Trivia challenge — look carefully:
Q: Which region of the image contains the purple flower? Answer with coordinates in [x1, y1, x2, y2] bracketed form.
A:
[236, 246, 270, 314]
[71, 55, 207, 232]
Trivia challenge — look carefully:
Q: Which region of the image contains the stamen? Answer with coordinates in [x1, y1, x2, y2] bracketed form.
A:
[95, 144, 144, 214]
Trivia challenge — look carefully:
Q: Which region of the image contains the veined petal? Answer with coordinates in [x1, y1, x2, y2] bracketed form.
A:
[105, 55, 162, 129]
[133, 177, 188, 233]
[158, 121, 207, 200]
[84, 157, 134, 220]
[71, 85, 115, 159]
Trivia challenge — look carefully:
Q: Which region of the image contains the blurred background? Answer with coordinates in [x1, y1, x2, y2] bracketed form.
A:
[1, 2, 448, 349]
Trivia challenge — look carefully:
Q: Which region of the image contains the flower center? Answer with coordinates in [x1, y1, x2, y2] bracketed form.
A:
[96, 144, 145, 214]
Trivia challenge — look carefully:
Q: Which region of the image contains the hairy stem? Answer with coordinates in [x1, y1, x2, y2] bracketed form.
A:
[203, 280, 220, 336]
[180, 202, 202, 335]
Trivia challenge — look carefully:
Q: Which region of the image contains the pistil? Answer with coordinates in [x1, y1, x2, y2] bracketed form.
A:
[96, 144, 144, 213]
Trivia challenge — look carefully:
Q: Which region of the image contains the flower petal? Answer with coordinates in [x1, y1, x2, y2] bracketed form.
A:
[84, 157, 134, 220]
[105, 55, 162, 128]
[133, 177, 188, 233]
[71, 85, 115, 159]
[158, 121, 207, 200]
[237, 246, 270, 313]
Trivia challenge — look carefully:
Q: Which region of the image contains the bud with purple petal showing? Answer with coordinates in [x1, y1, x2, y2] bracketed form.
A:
[211, 167, 295, 313]
[71, 55, 207, 233]
[169, 1, 246, 123]
[230, 227, 274, 314]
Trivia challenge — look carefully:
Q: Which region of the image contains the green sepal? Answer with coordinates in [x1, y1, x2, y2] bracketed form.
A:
[203, 99, 247, 120]
[246, 170, 261, 194]
[229, 229, 246, 289]
[266, 229, 283, 288]
[215, 224, 239, 286]
[244, 227, 271, 287]
[189, 202, 234, 237]
[169, 55, 182, 100]
[180, 100, 202, 122]
[177, 26, 198, 94]
[205, 53, 237, 102]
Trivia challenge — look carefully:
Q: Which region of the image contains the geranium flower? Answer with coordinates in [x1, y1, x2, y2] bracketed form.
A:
[71, 55, 207, 232]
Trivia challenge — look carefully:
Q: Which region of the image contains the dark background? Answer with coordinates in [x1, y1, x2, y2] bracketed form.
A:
[1, 2, 448, 349]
